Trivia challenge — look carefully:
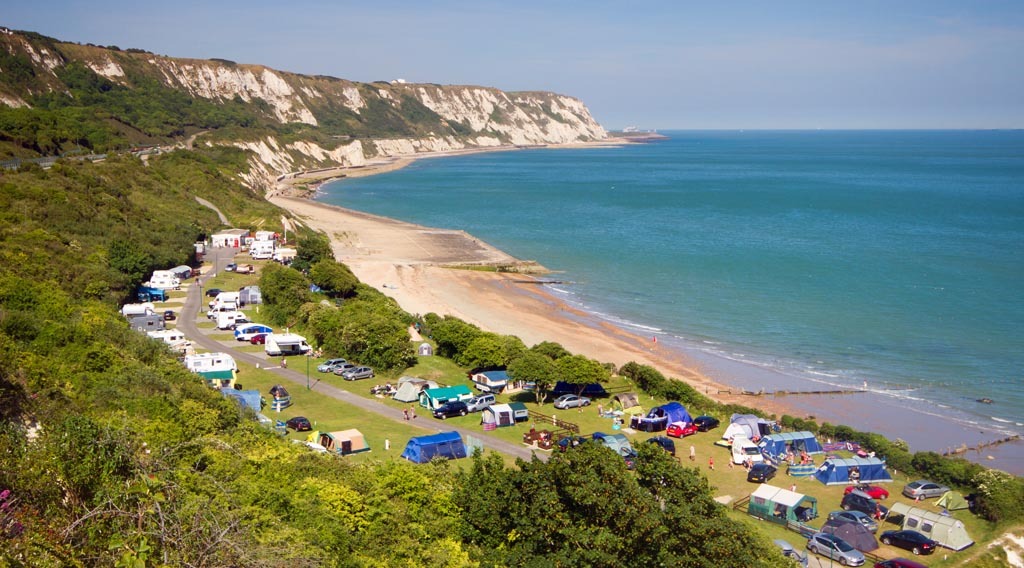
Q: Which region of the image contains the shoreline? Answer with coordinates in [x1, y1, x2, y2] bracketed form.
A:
[270, 140, 1024, 475]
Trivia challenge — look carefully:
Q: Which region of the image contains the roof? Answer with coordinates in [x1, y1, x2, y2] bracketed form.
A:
[477, 370, 509, 381]
[423, 385, 473, 398]
[763, 431, 818, 442]
[889, 502, 963, 527]
[750, 484, 815, 507]
[409, 431, 463, 446]
[508, 401, 528, 412]
[487, 403, 513, 414]
[823, 457, 887, 468]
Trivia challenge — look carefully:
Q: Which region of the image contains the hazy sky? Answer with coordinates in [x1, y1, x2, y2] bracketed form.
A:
[5, 1, 1023, 129]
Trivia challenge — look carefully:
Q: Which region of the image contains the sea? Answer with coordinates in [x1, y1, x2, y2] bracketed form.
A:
[319, 130, 1024, 471]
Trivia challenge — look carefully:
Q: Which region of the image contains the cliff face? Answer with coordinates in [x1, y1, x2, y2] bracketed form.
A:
[0, 29, 606, 188]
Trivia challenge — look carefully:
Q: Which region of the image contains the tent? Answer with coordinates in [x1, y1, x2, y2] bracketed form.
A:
[633, 402, 692, 432]
[747, 484, 818, 526]
[821, 519, 879, 552]
[400, 432, 467, 463]
[393, 377, 438, 403]
[592, 432, 636, 458]
[759, 431, 824, 463]
[936, 491, 969, 511]
[723, 414, 774, 441]
[507, 401, 530, 422]
[418, 343, 433, 356]
[551, 381, 608, 397]
[888, 503, 974, 551]
[814, 457, 893, 486]
[611, 392, 644, 415]
[198, 369, 236, 389]
[318, 429, 370, 455]
[482, 404, 515, 428]
[221, 388, 262, 412]
[419, 385, 473, 409]
[268, 384, 292, 411]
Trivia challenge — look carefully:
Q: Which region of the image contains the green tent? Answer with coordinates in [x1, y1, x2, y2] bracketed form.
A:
[747, 484, 818, 526]
[888, 502, 974, 551]
[936, 490, 969, 511]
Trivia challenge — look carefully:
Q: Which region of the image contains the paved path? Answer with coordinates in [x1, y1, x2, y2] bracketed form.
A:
[177, 247, 545, 462]
[194, 197, 230, 225]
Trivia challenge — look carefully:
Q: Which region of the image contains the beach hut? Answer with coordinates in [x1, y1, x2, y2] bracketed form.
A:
[400, 432, 468, 463]
[814, 457, 893, 486]
[482, 404, 515, 429]
[317, 429, 370, 456]
[747, 484, 819, 526]
[393, 377, 438, 403]
[887, 503, 974, 551]
[936, 490, 969, 511]
[723, 414, 774, 441]
[610, 392, 644, 415]
[419, 385, 473, 409]
[418, 343, 434, 356]
[758, 431, 824, 463]
[821, 519, 879, 552]
[633, 402, 692, 432]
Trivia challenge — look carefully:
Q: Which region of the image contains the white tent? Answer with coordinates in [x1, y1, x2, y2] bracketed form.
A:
[482, 404, 515, 428]
[888, 503, 974, 551]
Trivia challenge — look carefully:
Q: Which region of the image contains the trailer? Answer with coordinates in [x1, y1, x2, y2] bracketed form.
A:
[264, 333, 312, 356]
[185, 352, 237, 373]
[122, 302, 156, 318]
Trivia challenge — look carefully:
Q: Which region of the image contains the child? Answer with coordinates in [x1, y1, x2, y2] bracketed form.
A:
[709, 456, 715, 470]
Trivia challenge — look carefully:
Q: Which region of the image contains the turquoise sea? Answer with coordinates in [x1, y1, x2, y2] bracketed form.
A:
[320, 131, 1024, 463]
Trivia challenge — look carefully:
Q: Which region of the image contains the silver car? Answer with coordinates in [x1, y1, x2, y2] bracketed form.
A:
[317, 358, 347, 373]
[466, 394, 496, 412]
[553, 394, 591, 409]
[342, 366, 374, 381]
[827, 510, 879, 532]
[806, 532, 865, 566]
[902, 480, 949, 500]
[773, 539, 808, 567]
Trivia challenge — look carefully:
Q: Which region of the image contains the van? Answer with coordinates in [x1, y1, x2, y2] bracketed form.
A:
[731, 435, 764, 465]
[216, 311, 247, 330]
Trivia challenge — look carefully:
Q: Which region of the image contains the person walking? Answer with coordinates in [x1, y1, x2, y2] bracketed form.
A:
[689, 445, 696, 461]
[708, 456, 714, 470]
[402, 408, 409, 421]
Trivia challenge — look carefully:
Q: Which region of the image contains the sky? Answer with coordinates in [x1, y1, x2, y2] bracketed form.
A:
[5, 1, 1024, 129]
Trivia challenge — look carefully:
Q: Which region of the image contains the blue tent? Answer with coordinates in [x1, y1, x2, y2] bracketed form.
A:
[814, 457, 893, 486]
[400, 432, 468, 463]
[551, 382, 608, 397]
[632, 401, 692, 432]
[758, 431, 824, 462]
[221, 388, 262, 412]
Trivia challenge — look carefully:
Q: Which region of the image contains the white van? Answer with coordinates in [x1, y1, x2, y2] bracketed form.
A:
[144, 275, 180, 290]
[732, 435, 765, 465]
[250, 240, 275, 259]
[216, 311, 247, 330]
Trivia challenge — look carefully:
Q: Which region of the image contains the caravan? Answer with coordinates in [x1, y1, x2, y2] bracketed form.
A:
[250, 240, 275, 259]
[216, 311, 247, 330]
[185, 352, 237, 374]
[264, 333, 312, 356]
[144, 271, 181, 290]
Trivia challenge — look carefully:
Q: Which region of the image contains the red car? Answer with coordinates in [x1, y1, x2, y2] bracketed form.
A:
[250, 333, 268, 345]
[845, 484, 890, 500]
[666, 421, 698, 438]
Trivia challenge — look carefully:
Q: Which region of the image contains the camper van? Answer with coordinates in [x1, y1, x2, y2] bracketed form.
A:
[264, 333, 312, 356]
[732, 435, 765, 465]
[272, 248, 297, 264]
[250, 240, 275, 259]
[147, 329, 186, 345]
[143, 272, 181, 290]
[122, 302, 156, 318]
[184, 352, 237, 373]
[235, 323, 273, 341]
[216, 311, 247, 330]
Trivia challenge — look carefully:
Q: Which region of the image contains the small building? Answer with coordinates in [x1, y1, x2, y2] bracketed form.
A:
[419, 385, 474, 410]
[747, 484, 818, 526]
[400, 432, 467, 463]
[417, 343, 434, 356]
[253, 230, 277, 242]
[318, 429, 370, 456]
[888, 503, 974, 551]
[211, 229, 249, 248]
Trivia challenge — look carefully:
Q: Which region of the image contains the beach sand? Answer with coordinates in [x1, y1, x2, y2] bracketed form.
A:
[270, 145, 1024, 474]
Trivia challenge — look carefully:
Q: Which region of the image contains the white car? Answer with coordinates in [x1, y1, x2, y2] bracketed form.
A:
[553, 394, 591, 409]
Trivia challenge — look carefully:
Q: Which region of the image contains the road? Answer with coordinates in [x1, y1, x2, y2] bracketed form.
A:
[176, 246, 546, 462]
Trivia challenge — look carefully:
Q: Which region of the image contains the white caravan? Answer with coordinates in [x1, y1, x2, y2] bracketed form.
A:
[264, 333, 312, 356]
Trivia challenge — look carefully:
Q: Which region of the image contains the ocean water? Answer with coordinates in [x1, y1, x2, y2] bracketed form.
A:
[320, 131, 1024, 447]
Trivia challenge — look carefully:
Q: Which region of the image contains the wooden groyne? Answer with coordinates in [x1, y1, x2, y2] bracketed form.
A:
[941, 435, 1021, 457]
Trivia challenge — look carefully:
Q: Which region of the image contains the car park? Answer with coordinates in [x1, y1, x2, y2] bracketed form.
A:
[901, 480, 949, 500]
[466, 394, 496, 413]
[773, 539, 808, 567]
[553, 394, 591, 409]
[646, 436, 676, 456]
[880, 530, 937, 556]
[845, 484, 890, 500]
[285, 416, 312, 431]
[432, 400, 469, 419]
[332, 363, 357, 376]
[342, 366, 374, 381]
[666, 421, 698, 438]
[317, 358, 348, 373]
[806, 532, 865, 566]
[693, 415, 721, 431]
[747, 463, 777, 483]
[841, 490, 888, 518]
[828, 510, 879, 532]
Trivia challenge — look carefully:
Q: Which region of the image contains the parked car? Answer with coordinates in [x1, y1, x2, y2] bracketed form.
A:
[553, 394, 591, 409]
[666, 421, 698, 438]
[902, 480, 949, 500]
[332, 363, 357, 376]
[285, 416, 312, 431]
[205, 288, 222, 298]
[229, 318, 251, 330]
[466, 394, 496, 413]
[874, 559, 928, 568]
[880, 530, 938, 556]
[747, 463, 777, 483]
[845, 484, 890, 500]
[828, 510, 879, 532]
[317, 358, 348, 373]
[163, 310, 176, 321]
[647, 436, 676, 456]
[556, 435, 589, 452]
[841, 489, 888, 518]
[225, 263, 237, 272]
[250, 333, 268, 345]
[432, 400, 469, 419]
[693, 415, 721, 431]
[806, 532, 865, 566]
[342, 366, 374, 381]
[773, 539, 809, 567]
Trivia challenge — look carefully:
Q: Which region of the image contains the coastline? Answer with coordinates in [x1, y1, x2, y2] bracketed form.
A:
[270, 140, 1024, 475]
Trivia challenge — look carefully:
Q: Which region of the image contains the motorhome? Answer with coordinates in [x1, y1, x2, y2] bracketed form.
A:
[184, 352, 237, 373]
[121, 302, 155, 318]
[143, 275, 180, 290]
[272, 248, 297, 264]
[264, 333, 312, 356]
[147, 329, 187, 345]
[216, 311, 247, 330]
[250, 240, 275, 259]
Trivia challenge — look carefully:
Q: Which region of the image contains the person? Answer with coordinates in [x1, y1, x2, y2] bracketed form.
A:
[402, 408, 409, 421]
[708, 456, 714, 470]
[689, 445, 696, 461]
[597, 403, 603, 416]
[281, 358, 287, 369]
[791, 483, 797, 492]
[409, 405, 416, 419]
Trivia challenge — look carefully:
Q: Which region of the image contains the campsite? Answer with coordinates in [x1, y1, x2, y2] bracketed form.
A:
[162, 248, 1013, 566]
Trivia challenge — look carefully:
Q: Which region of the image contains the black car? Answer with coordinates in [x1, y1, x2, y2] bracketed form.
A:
[646, 436, 676, 456]
[693, 415, 721, 431]
[432, 400, 469, 419]
[163, 310, 176, 321]
[841, 489, 888, 518]
[285, 416, 312, 432]
[205, 288, 222, 298]
[747, 463, 777, 483]
[880, 530, 938, 556]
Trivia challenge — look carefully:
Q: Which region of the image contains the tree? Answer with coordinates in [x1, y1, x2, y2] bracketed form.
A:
[309, 259, 358, 298]
[507, 350, 557, 405]
[556, 354, 609, 396]
[426, 315, 482, 360]
[292, 234, 334, 272]
[531, 340, 570, 361]
[258, 263, 312, 325]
